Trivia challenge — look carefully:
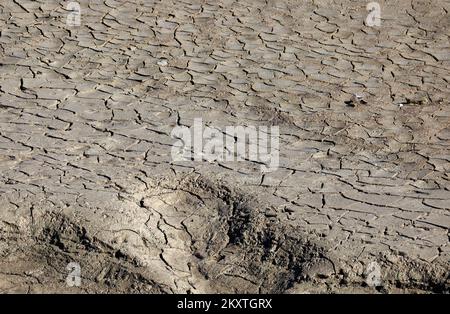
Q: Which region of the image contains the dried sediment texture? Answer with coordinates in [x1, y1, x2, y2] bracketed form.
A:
[0, 0, 449, 293]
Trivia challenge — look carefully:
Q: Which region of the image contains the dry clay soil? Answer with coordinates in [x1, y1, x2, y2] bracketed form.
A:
[0, 0, 449, 293]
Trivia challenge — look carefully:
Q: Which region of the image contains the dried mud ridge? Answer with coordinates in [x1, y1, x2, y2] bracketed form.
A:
[1, 175, 448, 293]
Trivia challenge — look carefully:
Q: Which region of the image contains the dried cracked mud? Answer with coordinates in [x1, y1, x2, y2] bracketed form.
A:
[0, 0, 449, 293]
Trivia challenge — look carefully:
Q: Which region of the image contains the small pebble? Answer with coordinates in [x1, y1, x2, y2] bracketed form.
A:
[157, 59, 168, 66]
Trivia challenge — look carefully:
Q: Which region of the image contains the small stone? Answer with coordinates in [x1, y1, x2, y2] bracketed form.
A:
[157, 59, 168, 66]
[345, 94, 367, 107]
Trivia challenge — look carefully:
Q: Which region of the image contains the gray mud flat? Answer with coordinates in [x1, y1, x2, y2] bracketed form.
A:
[0, 0, 449, 293]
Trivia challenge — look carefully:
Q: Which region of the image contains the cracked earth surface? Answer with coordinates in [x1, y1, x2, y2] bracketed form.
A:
[0, 0, 449, 293]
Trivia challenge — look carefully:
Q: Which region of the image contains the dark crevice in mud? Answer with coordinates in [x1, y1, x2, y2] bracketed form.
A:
[180, 176, 333, 293]
[226, 200, 327, 293]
